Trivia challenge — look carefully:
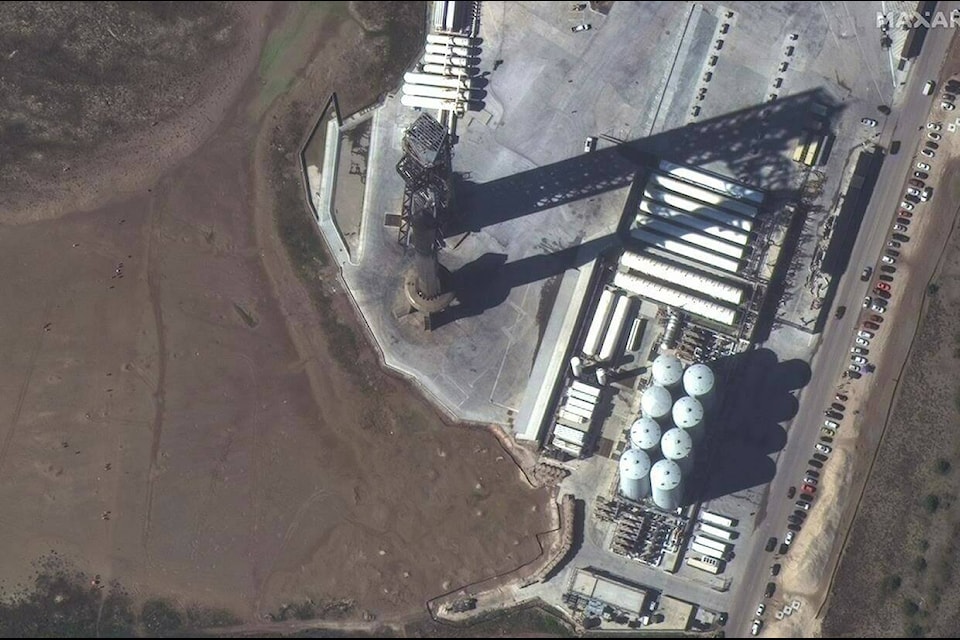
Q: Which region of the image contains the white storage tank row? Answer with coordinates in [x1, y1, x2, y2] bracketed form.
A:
[400, 94, 464, 112]
[630, 228, 741, 274]
[426, 33, 481, 47]
[639, 198, 751, 249]
[423, 52, 475, 67]
[425, 42, 479, 58]
[644, 187, 754, 233]
[634, 214, 747, 261]
[613, 271, 739, 326]
[620, 252, 745, 306]
[650, 173, 758, 219]
[422, 63, 479, 77]
[599, 295, 632, 362]
[582, 288, 615, 358]
[404, 71, 478, 90]
[658, 159, 765, 205]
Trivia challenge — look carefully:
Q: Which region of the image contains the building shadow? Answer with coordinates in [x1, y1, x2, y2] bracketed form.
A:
[692, 348, 812, 501]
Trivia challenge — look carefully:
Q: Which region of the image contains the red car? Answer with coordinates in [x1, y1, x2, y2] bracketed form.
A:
[870, 314, 884, 323]
[864, 321, 880, 330]
[802, 484, 817, 494]
[876, 282, 891, 292]
[899, 210, 913, 218]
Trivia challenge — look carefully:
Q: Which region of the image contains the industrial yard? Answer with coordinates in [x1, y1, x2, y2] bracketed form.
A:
[310, 0, 958, 637]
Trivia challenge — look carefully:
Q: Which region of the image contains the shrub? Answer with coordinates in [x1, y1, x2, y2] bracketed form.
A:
[914, 556, 928, 573]
[923, 494, 941, 513]
[902, 599, 920, 616]
[882, 574, 902, 593]
[141, 599, 183, 635]
[936, 458, 952, 475]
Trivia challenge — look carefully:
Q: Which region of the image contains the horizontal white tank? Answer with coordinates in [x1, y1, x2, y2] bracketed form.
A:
[582, 289, 616, 358]
[553, 439, 582, 457]
[630, 417, 662, 452]
[400, 94, 463, 112]
[641, 384, 673, 421]
[425, 42, 478, 57]
[620, 252, 745, 306]
[404, 72, 476, 89]
[426, 33, 481, 47]
[619, 448, 652, 502]
[554, 424, 586, 447]
[571, 381, 601, 399]
[558, 409, 588, 425]
[562, 402, 593, 420]
[635, 215, 746, 260]
[567, 388, 597, 404]
[644, 187, 754, 233]
[422, 53, 475, 67]
[565, 396, 595, 412]
[599, 295, 632, 362]
[639, 197, 750, 247]
[659, 159, 765, 204]
[630, 228, 741, 274]
[650, 174, 757, 219]
[432, 3, 446, 30]
[422, 63, 479, 76]
[402, 83, 480, 101]
[613, 271, 739, 326]
[699, 523, 737, 541]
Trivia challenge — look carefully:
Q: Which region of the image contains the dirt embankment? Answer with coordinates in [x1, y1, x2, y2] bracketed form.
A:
[0, 0, 555, 632]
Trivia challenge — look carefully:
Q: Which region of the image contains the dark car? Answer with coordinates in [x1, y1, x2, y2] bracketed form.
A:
[915, 171, 929, 179]
[794, 509, 808, 519]
[860, 266, 873, 281]
[778, 542, 789, 555]
[787, 486, 796, 499]
[825, 410, 843, 420]
[875, 290, 891, 300]
[787, 523, 802, 532]
[800, 493, 814, 502]
[926, 141, 939, 149]
[831, 402, 845, 411]
[909, 178, 925, 188]
[771, 563, 781, 576]
[765, 537, 777, 552]
[813, 452, 828, 462]
[807, 469, 821, 478]
[766, 582, 777, 598]
[864, 321, 880, 330]
[835, 393, 848, 402]
[809, 459, 823, 468]
[880, 265, 897, 273]
[896, 217, 911, 226]
[821, 435, 834, 443]
[788, 515, 803, 525]
[834, 305, 846, 319]
[892, 233, 909, 242]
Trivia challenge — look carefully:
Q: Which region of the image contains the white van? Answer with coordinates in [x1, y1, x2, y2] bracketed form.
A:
[923, 80, 936, 95]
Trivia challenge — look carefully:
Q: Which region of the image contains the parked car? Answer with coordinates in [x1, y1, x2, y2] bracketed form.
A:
[756, 603, 766, 617]
[765, 582, 777, 597]
[856, 337, 870, 346]
[917, 162, 931, 171]
[831, 402, 845, 411]
[825, 419, 839, 429]
[927, 122, 942, 130]
[899, 209, 913, 219]
[851, 346, 868, 355]
[785, 530, 795, 545]
[849, 364, 862, 374]
[822, 427, 836, 438]
[795, 500, 810, 511]
[864, 321, 880, 330]
[881, 255, 896, 264]
[851, 355, 867, 365]
[871, 312, 885, 321]
[914, 171, 928, 179]
[825, 410, 843, 420]
[923, 187, 933, 201]
[875, 289, 891, 300]
[571, 23, 592, 33]
[901, 201, 915, 210]
[804, 476, 818, 486]
[860, 266, 873, 281]
[793, 509, 808, 520]
[892, 224, 908, 234]
[909, 178, 925, 187]
[821, 435, 833, 444]
[813, 452, 829, 461]
[835, 305, 846, 319]
[787, 486, 796, 499]
[862, 295, 872, 308]
[583, 136, 597, 152]
[887, 241, 902, 249]
[906, 187, 921, 197]
[925, 141, 939, 150]
[928, 132, 942, 141]
[751, 619, 763, 636]
[771, 563, 782, 576]
[835, 393, 848, 402]
[765, 537, 777, 552]
[799, 493, 814, 503]
[880, 264, 897, 273]
[892, 233, 909, 242]
[921, 148, 936, 158]
[787, 523, 801, 532]
[871, 304, 886, 314]
[803, 483, 817, 494]
[808, 459, 823, 468]
[816, 442, 833, 454]
[941, 102, 955, 111]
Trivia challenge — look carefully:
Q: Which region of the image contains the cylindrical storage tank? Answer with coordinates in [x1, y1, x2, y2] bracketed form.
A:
[425, 43, 478, 58]
[570, 356, 584, 378]
[651, 354, 684, 392]
[683, 363, 717, 410]
[422, 53, 475, 67]
[651, 459, 684, 511]
[661, 428, 694, 475]
[596, 367, 608, 386]
[672, 396, 706, 443]
[619, 449, 651, 502]
[641, 385, 673, 424]
[630, 417, 661, 455]
[582, 289, 616, 358]
[599, 295, 632, 362]
[422, 63, 479, 77]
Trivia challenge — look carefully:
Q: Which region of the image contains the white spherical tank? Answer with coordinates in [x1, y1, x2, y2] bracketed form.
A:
[652, 354, 684, 391]
[672, 396, 706, 443]
[683, 363, 716, 407]
[641, 385, 673, 423]
[651, 459, 684, 511]
[630, 417, 661, 454]
[660, 427, 694, 475]
[619, 449, 651, 502]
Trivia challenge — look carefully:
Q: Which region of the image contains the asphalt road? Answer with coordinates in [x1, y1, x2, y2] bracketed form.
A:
[728, 23, 957, 635]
